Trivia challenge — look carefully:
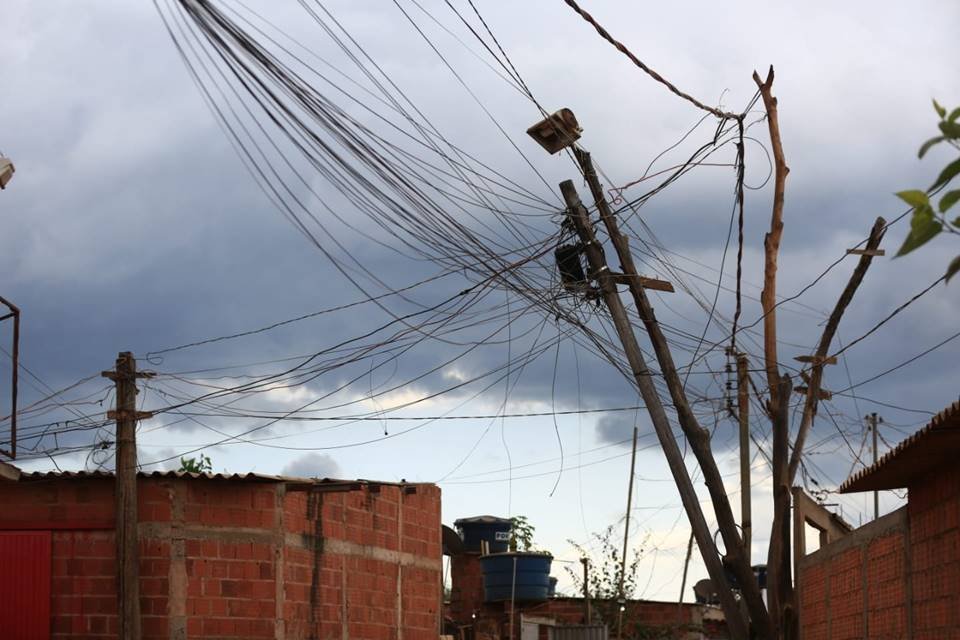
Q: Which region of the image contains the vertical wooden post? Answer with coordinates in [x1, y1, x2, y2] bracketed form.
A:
[737, 354, 752, 556]
[617, 425, 639, 639]
[558, 179, 750, 639]
[581, 558, 591, 624]
[102, 351, 152, 640]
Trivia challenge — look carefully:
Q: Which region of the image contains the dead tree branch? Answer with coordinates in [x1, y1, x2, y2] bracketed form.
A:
[754, 65, 789, 410]
[787, 217, 887, 482]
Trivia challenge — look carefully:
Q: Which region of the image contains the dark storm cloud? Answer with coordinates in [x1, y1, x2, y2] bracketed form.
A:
[1, 1, 958, 486]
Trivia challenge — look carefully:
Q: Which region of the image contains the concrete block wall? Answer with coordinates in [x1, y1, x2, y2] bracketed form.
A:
[0, 475, 441, 640]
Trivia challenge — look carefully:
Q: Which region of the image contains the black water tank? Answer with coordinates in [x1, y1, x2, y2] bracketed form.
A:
[454, 515, 512, 553]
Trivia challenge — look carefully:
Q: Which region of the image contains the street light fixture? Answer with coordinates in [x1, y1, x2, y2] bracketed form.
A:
[0, 155, 14, 189]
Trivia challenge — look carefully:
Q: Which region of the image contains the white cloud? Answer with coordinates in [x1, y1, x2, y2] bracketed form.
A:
[282, 452, 343, 479]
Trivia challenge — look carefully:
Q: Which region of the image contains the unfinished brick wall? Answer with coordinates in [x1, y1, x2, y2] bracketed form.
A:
[448, 581, 726, 640]
[0, 474, 441, 640]
[797, 509, 906, 640]
[907, 467, 960, 637]
[283, 482, 442, 640]
[798, 466, 960, 639]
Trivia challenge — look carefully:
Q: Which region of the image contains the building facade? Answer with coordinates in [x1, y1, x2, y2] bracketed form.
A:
[798, 401, 960, 639]
[0, 470, 442, 639]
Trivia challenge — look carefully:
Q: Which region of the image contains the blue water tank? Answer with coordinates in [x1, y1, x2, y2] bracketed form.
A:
[480, 552, 553, 602]
[455, 516, 512, 553]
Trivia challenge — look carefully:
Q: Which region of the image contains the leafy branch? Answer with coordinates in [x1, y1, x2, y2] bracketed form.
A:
[178, 453, 212, 474]
[509, 515, 537, 552]
[896, 99, 960, 282]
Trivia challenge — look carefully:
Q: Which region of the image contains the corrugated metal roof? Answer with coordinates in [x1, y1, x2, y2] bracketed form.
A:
[16, 469, 429, 488]
[840, 400, 960, 493]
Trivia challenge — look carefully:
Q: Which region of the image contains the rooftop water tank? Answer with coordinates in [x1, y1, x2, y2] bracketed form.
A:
[480, 552, 553, 602]
[454, 515, 512, 554]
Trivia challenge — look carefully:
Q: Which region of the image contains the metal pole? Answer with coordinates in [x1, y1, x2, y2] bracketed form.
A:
[509, 556, 517, 640]
[0, 295, 19, 459]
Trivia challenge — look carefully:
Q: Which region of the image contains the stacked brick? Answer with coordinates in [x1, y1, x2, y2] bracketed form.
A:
[798, 466, 960, 639]
[0, 473, 442, 639]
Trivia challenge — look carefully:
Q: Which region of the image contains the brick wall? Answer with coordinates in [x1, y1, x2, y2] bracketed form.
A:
[447, 568, 727, 640]
[0, 475, 441, 640]
[798, 466, 960, 639]
[907, 467, 960, 637]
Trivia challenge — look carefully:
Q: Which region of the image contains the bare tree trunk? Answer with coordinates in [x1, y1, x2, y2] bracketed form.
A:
[766, 375, 794, 639]
[752, 66, 794, 640]
[754, 66, 789, 410]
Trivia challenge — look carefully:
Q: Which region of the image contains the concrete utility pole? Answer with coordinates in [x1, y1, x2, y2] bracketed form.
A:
[867, 413, 882, 520]
[557, 179, 751, 640]
[102, 352, 153, 640]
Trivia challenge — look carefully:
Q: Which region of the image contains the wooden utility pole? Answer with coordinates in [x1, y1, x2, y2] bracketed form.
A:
[737, 354, 752, 555]
[572, 149, 768, 636]
[102, 352, 153, 640]
[558, 179, 751, 639]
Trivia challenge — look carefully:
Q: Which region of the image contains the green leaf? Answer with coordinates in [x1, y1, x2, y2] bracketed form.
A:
[919, 136, 946, 158]
[931, 157, 960, 190]
[950, 107, 960, 123]
[896, 206, 942, 257]
[947, 256, 960, 284]
[934, 99, 947, 118]
[895, 189, 929, 208]
[940, 190, 960, 213]
[939, 121, 960, 139]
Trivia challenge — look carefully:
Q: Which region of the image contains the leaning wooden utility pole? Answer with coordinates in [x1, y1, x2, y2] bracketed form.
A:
[572, 148, 770, 637]
[102, 352, 153, 640]
[558, 179, 752, 639]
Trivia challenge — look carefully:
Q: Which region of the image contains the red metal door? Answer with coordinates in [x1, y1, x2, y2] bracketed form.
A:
[0, 531, 51, 640]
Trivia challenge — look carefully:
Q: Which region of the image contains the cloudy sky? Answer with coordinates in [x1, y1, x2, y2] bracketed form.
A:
[2, 0, 959, 601]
